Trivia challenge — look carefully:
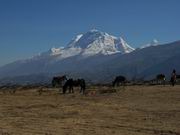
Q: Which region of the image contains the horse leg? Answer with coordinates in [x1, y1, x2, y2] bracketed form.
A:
[82, 87, 85, 94]
[69, 86, 71, 93]
[173, 80, 175, 86]
[80, 85, 83, 93]
[112, 81, 115, 87]
[72, 86, 74, 93]
[170, 77, 175, 86]
[69, 86, 73, 93]
[80, 87, 82, 93]
[63, 87, 66, 94]
[79, 86, 84, 94]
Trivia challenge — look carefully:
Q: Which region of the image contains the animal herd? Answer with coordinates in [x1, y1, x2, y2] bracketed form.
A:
[52, 76, 86, 94]
[52, 73, 180, 95]
[0, 73, 179, 95]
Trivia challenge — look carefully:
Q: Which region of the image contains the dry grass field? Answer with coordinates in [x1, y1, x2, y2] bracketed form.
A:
[0, 85, 180, 135]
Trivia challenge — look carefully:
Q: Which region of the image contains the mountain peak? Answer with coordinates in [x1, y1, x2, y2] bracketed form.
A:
[68, 29, 104, 49]
[86, 29, 110, 38]
[39, 30, 135, 59]
[89, 28, 99, 32]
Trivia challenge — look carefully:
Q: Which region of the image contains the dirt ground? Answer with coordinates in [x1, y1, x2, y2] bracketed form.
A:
[0, 85, 180, 135]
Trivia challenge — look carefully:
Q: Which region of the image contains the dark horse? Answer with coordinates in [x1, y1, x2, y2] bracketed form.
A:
[156, 74, 166, 85]
[63, 79, 86, 94]
[52, 75, 67, 87]
[112, 76, 126, 87]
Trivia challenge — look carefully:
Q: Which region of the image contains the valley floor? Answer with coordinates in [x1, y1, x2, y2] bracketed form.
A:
[0, 85, 180, 135]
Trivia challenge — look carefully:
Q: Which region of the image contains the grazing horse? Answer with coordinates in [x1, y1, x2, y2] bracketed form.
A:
[63, 79, 73, 93]
[112, 76, 126, 87]
[63, 79, 86, 94]
[52, 75, 67, 87]
[156, 74, 166, 85]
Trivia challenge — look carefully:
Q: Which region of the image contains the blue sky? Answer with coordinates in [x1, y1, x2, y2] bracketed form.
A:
[0, 0, 180, 66]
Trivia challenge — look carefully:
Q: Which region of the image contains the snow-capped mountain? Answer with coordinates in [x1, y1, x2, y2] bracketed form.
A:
[37, 29, 134, 59]
[67, 29, 134, 56]
[0, 29, 180, 84]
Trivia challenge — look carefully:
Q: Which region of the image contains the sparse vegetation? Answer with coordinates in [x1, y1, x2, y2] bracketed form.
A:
[0, 85, 180, 135]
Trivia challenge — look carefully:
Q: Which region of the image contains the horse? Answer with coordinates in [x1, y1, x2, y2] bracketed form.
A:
[112, 76, 126, 87]
[63, 79, 86, 94]
[156, 74, 166, 85]
[63, 79, 73, 93]
[52, 75, 67, 87]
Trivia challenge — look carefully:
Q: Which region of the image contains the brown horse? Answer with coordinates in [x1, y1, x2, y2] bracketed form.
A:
[52, 75, 67, 87]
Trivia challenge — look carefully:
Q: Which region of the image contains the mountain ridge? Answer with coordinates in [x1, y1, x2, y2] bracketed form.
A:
[0, 30, 180, 84]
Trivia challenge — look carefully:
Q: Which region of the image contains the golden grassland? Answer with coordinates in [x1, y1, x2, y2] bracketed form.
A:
[0, 85, 180, 135]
